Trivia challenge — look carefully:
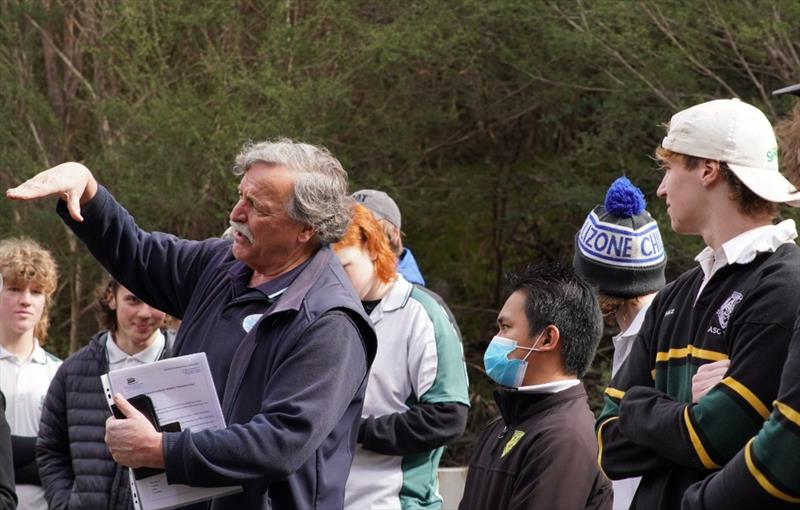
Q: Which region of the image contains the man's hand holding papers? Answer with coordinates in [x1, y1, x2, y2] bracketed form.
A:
[105, 393, 165, 469]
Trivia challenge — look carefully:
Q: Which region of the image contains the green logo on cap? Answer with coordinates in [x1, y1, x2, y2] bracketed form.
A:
[767, 147, 778, 163]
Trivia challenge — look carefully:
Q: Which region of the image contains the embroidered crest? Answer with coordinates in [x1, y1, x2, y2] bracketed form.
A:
[716, 291, 743, 330]
[502, 430, 525, 458]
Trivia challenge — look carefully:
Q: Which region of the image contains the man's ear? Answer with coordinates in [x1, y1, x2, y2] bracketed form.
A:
[700, 159, 722, 187]
[298, 224, 317, 244]
[107, 291, 117, 311]
[537, 324, 561, 352]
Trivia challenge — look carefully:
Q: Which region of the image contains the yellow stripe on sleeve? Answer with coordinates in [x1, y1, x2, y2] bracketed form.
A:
[655, 345, 729, 363]
[683, 405, 720, 469]
[774, 401, 800, 428]
[720, 377, 770, 421]
[744, 438, 800, 503]
[604, 387, 625, 400]
[596, 416, 619, 479]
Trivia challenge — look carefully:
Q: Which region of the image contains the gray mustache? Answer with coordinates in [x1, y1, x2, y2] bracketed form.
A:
[229, 221, 254, 243]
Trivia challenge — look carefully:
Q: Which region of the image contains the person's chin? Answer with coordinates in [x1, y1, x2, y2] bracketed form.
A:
[672, 222, 696, 236]
[231, 245, 257, 266]
[231, 241, 245, 258]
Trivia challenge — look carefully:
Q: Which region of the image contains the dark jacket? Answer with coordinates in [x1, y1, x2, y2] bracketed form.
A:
[597, 244, 800, 510]
[58, 186, 378, 510]
[460, 384, 612, 510]
[37, 331, 170, 510]
[0, 393, 17, 510]
[682, 322, 800, 509]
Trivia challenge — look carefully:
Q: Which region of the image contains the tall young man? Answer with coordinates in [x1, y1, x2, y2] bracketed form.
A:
[596, 98, 800, 509]
[680, 86, 800, 510]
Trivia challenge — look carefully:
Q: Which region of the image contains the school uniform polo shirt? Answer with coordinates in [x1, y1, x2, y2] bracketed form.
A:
[106, 330, 166, 372]
[0, 341, 61, 510]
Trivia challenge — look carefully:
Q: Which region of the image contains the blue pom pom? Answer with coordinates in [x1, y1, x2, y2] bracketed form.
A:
[604, 177, 646, 217]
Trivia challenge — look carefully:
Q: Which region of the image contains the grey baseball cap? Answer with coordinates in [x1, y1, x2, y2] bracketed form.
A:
[773, 83, 800, 96]
[351, 189, 401, 229]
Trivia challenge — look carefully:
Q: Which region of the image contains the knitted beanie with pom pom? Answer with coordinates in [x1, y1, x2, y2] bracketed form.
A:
[573, 177, 667, 298]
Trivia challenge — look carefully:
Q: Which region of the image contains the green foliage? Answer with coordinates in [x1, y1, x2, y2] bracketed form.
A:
[2, 0, 800, 464]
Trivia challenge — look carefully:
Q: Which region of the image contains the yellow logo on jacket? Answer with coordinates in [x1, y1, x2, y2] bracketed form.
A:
[502, 430, 525, 457]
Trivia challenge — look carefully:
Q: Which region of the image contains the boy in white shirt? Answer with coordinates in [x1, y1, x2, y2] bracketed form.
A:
[0, 238, 62, 510]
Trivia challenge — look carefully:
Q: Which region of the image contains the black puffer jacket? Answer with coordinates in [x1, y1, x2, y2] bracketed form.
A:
[36, 331, 170, 510]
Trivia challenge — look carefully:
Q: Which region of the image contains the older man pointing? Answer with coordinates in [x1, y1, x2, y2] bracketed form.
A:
[8, 139, 377, 510]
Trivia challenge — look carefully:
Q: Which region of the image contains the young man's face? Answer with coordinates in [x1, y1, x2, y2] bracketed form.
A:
[656, 156, 706, 234]
[110, 285, 165, 351]
[0, 278, 46, 337]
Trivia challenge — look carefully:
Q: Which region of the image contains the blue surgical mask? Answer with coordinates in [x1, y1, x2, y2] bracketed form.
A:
[483, 333, 544, 388]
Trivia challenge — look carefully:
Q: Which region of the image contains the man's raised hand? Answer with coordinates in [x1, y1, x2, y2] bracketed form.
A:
[6, 162, 98, 222]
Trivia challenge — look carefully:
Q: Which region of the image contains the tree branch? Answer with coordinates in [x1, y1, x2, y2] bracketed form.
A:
[643, 1, 738, 98]
[705, 0, 776, 117]
[24, 13, 98, 102]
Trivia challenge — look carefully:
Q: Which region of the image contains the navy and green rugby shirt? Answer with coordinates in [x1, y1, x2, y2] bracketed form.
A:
[596, 242, 800, 510]
[682, 320, 800, 509]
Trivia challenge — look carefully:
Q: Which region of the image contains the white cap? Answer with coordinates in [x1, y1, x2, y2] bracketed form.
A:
[662, 98, 800, 207]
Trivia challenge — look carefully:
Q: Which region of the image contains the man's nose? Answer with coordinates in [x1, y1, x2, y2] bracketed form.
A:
[230, 199, 246, 222]
[656, 175, 667, 199]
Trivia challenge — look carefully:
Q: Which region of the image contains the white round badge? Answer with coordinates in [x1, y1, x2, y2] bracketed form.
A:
[242, 314, 262, 333]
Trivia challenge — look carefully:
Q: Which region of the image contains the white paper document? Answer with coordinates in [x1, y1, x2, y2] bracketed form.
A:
[101, 352, 242, 510]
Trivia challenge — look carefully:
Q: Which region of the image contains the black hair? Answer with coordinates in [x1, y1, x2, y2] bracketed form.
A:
[505, 262, 603, 377]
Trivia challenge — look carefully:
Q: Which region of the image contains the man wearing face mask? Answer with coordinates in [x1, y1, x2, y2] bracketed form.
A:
[459, 263, 612, 510]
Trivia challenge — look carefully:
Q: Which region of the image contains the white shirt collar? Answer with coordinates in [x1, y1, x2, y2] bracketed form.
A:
[611, 300, 655, 376]
[368, 275, 409, 323]
[516, 379, 581, 394]
[106, 330, 165, 365]
[695, 219, 797, 280]
[0, 341, 48, 365]
[615, 297, 654, 341]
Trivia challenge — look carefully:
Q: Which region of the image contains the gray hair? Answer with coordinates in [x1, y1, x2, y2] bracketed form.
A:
[233, 138, 353, 244]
